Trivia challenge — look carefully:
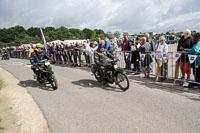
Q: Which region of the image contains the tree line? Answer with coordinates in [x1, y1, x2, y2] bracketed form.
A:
[0, 25, 122, 47]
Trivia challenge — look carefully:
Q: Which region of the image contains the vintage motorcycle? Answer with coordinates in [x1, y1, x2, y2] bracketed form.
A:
[91, 59, 130, 91]
[31, 59, 58, 90]
[1, 51, 9, 60]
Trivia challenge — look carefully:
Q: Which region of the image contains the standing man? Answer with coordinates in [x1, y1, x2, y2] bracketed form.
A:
[73, 42, 82, 67]
[122, 35, 131, 70]
[144, 33, 154, 72]
[104, 37, 111, 51]
[97, 38, 101, 45]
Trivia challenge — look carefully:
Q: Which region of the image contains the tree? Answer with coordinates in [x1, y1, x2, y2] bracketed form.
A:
[91, 31, 96, 41]
[83, 28, 92, 39]
[114, 31, 120, 38]
[105, 32, 113, 39]
[27, 27, 40, 37]
[123, 32, 129, 36]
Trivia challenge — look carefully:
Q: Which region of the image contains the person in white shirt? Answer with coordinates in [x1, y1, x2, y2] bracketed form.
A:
[110, 39, 119, 57]
[155, 36, 168, 81]
[83, 41, 92, 67]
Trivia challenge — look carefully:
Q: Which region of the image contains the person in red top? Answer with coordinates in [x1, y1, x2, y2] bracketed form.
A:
[122, 35, 131, 70]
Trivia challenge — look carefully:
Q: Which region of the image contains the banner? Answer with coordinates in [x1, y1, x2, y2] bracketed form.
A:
[40, 27, 47, 52]
[162, 53, 168, 60]
[150, 53, 155, 60]
[188, 55, 198, 64]
[155, 53, 162, 59]
[140, 54, 146, 61]
[174, 53, 181, 61]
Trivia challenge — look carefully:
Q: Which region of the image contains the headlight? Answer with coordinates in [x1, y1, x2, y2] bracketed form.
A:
[45, 61, 50, 65]
[113, 65, 118, 69]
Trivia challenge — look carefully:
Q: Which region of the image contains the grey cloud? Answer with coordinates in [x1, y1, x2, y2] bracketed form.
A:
[0, 0, 199, 34]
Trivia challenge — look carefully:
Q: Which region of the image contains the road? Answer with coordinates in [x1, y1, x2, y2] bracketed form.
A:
[0, 58, 200, 133]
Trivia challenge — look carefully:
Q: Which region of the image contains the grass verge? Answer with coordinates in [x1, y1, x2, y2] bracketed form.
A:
[0, 80, 3, 89]
[0, 125, 6, 130]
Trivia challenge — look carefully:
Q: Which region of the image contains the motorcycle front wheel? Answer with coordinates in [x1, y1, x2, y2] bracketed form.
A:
[116, 73, 129, 91]
[50, 74, 58, 90]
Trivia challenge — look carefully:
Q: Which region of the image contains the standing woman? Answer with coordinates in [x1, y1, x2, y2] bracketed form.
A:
[177, 29, 193, 81]
[183, 33, 200, 89]
[155, 36, 168, 81]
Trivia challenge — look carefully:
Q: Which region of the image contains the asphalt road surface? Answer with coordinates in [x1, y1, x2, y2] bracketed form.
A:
[0, 59, 200, 133]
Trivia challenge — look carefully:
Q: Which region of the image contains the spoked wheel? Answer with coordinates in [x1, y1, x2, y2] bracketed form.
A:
[116, 73, 129, 91]
[50, 74, 58, 90]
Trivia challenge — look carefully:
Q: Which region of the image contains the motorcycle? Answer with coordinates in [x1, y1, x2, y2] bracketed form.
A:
[91, 59, 130, 91]
[2, 52, 9, 60]
[31, 59, 58, 90]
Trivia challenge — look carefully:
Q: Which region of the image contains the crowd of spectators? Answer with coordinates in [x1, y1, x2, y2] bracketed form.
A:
[1, 29, 200, 89]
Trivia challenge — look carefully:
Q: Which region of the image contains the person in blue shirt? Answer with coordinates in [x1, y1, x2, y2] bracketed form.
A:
[181, 33, 200, 89]
[104, 37, 111, 51]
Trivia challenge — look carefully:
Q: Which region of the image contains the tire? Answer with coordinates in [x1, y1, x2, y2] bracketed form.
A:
[36, 72, 45, 83]
[50, 74, 58, 90]
[116, 73, 129, 91]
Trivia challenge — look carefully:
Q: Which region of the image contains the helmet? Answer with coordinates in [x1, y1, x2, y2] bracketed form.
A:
[98, 43, 105, 49]
[35, 43, 43, 53]
[97, 43, 105, 52]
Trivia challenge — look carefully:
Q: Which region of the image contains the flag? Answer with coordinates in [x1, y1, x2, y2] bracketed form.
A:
[174, 52, 181, 61]
[40, 27, 47, 52]
[188, 55, 198, 64]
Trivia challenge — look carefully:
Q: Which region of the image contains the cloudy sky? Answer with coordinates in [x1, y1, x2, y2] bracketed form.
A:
[0, 0, 200, 34]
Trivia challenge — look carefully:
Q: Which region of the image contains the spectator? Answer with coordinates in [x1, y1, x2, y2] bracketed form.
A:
[28, 46, 34, 59]
[122, 35, 131, 70]
[73, 42, 82, 67]
[144, 33, 154, 72]
[131, 38, 141, 73]
[65, 42, 73, 66]
[184, 33, 200, 89]
[83, 41, 92, 67]
[104, 37, 111, 51]
[177, 29, 193, 82]
[110, 39, 118, 57]
[97, 38, 101, 45]
[155, 36, 168, 81]
[139, 37, 152, 78]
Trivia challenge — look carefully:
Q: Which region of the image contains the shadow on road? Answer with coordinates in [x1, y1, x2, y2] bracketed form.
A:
[128, 75, 200, 101]
[18, 80, 55, 91]
[72, 79, 124, 92]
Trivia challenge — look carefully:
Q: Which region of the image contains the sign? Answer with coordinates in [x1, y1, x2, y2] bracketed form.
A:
[188, 55, 198, 64]
[174, 53, 181, 61]
[140, 54, 146, 61]
[150, 53, 155, 60]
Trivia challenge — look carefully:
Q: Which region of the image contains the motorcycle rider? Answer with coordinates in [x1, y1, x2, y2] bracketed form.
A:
[2, 48, 9, 60]
[94, 43, 115, 83]
[30, 44, 54, 75]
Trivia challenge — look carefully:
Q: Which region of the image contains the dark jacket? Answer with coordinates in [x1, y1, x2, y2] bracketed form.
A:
[177, 36, 193, 62]
[122, 40, 131, 51]
[94, 49, 114, 66]
[30, 50, 52, 65]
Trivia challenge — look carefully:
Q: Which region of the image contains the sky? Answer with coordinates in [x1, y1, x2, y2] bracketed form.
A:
[0, 0, 200, 34]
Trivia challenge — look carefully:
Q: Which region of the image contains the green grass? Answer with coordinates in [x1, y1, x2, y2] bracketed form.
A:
[0, 80, 3, 89]
[0, 126, 6, 130]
